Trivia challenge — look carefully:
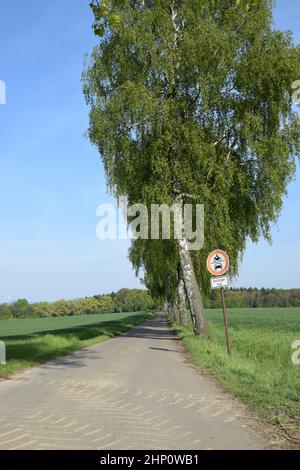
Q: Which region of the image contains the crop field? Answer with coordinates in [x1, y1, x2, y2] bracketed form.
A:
[173, 307, 300, 444]
[0, 311, 154, 378]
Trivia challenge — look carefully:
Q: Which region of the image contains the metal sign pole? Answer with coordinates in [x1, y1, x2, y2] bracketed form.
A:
[207, 250, 231, 357]
[220, 288, 231, 356]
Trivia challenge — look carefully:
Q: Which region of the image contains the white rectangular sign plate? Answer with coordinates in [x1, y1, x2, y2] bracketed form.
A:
[210, 276, 229, 290]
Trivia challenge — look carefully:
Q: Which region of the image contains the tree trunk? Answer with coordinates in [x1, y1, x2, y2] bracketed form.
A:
[173, 302, 180, 324]
[165, 299, 172, 321]
[166, 297, 175, 322]
[170, 298, 179, 323]
[168, 7, 208, 335]
[177, 266, 188, 327]
[174, 191, 210, 338]
[178, 238, 210, 337]
[163, 300, 169, 319]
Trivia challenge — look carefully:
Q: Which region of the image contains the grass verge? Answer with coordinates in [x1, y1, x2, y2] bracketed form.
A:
[0, 311, 154, 378]
[172, 307, 300, 445]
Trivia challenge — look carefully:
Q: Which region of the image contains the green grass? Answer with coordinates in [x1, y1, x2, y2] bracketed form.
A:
[0, 311, 154, 378]
[172, 307, 300, 443]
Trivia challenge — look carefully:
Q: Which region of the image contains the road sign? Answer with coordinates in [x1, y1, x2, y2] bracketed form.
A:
[207, 250, 231, 356]
[210, 276, 229, 290]
[0, 341, 6, 365]
[206, 249, 229, 277]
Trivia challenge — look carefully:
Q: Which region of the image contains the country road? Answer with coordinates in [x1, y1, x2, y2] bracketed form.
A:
[0, 315, 270, 450]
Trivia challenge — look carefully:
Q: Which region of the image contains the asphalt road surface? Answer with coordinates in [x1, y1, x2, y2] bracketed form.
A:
[0, 315, 269, 450]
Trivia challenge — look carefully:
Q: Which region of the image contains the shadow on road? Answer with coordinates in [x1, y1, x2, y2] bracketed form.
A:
[122, 317, 178, 341]
[0, 314, 154, 371]
[149, 347, 180, 353]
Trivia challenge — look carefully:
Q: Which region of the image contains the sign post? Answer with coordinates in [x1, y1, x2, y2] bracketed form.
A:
[207, 249, 231, 356]
[220, 287, 231, 356]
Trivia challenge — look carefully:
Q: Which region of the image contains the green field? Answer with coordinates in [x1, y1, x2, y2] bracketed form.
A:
[173, 307, 300, 444]
[0, 311, 154, 378]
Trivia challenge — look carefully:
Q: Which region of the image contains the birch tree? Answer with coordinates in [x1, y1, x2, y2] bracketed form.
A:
[83, 0, 300, 336]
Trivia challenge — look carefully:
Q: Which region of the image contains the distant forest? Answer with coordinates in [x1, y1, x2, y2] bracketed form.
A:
[206, 288, 300, 309]
[0, 289, 157, 320]
[0, 288, 299, 320]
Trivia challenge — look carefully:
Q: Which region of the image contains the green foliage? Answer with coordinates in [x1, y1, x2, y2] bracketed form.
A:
[89, 1, 264, 38]
[129, 238, 179, 301]
[84, 0, 300, 297]
[10, 299, 33, 318]
[0, 304, 13, 319]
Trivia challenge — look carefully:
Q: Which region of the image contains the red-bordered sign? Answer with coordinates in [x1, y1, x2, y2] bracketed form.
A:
[207, 250, 230, 277]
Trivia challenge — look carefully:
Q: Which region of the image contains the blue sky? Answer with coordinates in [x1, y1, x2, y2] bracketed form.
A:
[0, 0, 299, 303]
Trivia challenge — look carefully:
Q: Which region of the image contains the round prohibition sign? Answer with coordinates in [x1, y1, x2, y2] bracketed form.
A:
[207, 249, 230, 277]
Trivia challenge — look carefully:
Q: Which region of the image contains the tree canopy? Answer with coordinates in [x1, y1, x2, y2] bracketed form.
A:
[83, 0, 300, 335]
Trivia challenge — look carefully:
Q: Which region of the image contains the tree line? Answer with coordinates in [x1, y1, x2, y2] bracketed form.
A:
[1, 287, 299, 321]
[0, 289, 158, 320]
[206, 288, 300, 309]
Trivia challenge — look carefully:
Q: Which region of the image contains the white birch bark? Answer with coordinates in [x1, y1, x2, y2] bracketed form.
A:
[167, 3, 210, 337]
[177, 272, 188, 327]
[178, 237, 210, 337]
[175, 193, 210, 337]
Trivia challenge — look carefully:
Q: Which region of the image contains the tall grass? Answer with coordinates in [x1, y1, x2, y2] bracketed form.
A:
[172, 307, 300, 443]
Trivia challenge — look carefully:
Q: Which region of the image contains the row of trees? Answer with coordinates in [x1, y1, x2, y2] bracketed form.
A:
[207, 288, 300, 309]
[0, 289, 158, 320]
[83, 0, 300, 336]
